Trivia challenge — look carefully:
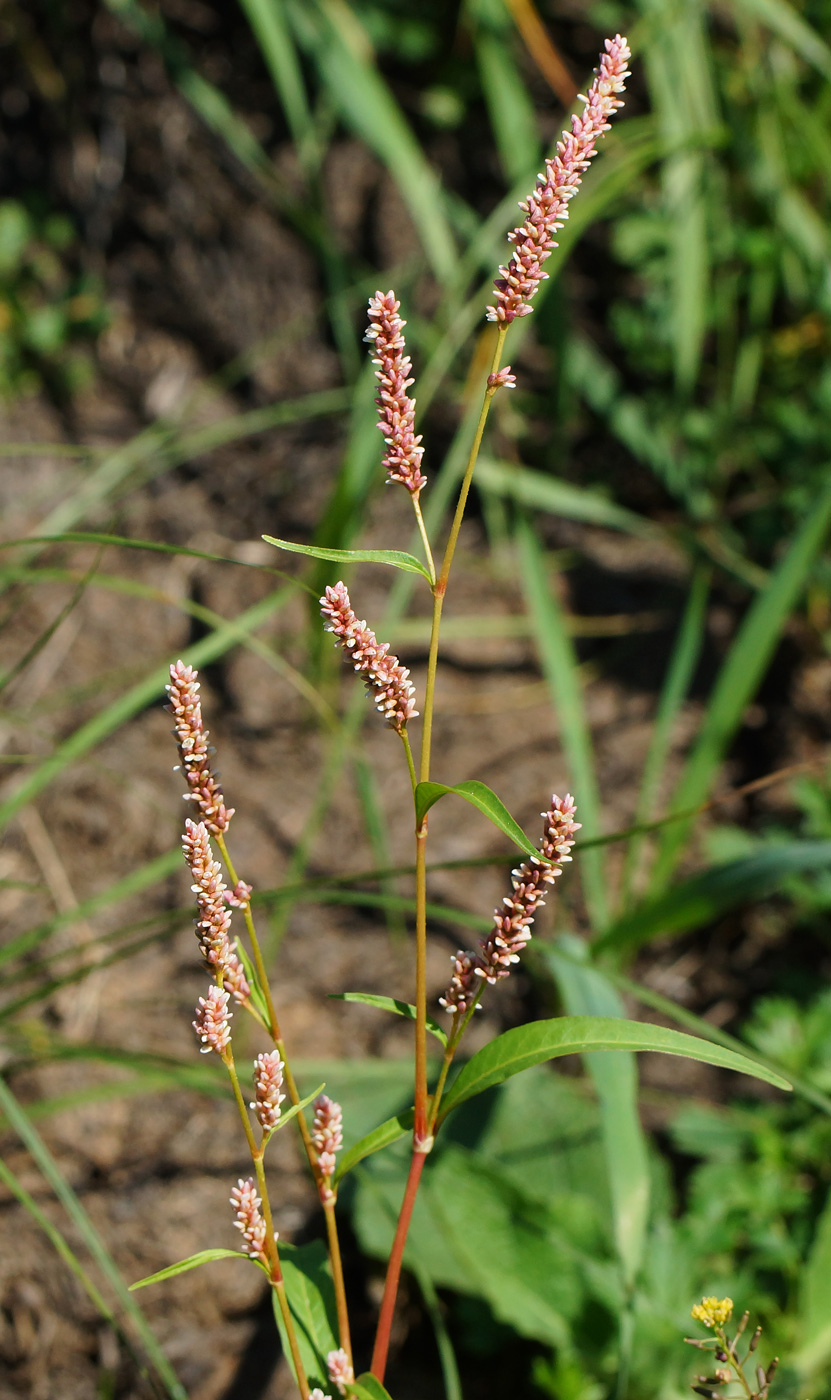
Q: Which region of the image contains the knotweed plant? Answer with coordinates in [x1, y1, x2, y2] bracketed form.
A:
[134, 36, 790, 1399]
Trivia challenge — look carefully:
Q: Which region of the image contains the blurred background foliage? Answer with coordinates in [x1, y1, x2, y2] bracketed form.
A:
[2, 0, 831, 1397]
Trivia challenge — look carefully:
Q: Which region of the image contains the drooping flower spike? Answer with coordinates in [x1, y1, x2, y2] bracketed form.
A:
[320, 581, 418, 734]
[440, 795, 580, 1013]
[487, 35, 631, 325]
[166, 661, 234, 835]
[366, 290, 427, 498]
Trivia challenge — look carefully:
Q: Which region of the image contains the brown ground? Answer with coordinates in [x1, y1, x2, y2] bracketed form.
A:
[2, 6, 831, 1399]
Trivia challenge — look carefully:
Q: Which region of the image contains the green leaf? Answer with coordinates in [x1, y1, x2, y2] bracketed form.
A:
[795, 1185, 831, 1375]
[262, 535, 433, 582]
[437, 1016, 791, 1121]
[597, 841, 831, 959]
[334, 1108, 414, 1183]
[548, 944, 650, 1294]
[272, 1241, 339, 1390]
[332, 993, 448, 1045]
[414, 779, 539, 859]
[350, 1376, 396, 1400]
[130, 1249, 251, 1290]
[269, 1084, 325, 1137]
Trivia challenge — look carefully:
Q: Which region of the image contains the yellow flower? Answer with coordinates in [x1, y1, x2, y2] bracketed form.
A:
[691, 1297, 734, 1329]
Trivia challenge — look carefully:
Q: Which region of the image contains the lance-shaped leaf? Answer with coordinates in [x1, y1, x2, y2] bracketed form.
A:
[334, 1108, 414, 1183]
[415, 780, 540, 859]
[271, 1241, 339, 1390]
[350, 1375, 396, 1400]
[436, 1016, 791, 1122]
[263, 535, 432, 582]
[331, 993, 448, 1046]
[130, 1249, 254, 1290]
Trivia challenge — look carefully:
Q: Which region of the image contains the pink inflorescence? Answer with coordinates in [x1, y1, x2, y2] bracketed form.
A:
[327, 1348, 354, 1396]
[251, 1050, 285, 1132]
[312, 1095, 343, 1179]
[166, 661, 234, 835]
[487, 366, 517, 391]
[320, 581, 418, 734]
[365, 290, 427, 498]
[310, 1392, 333, 1400]
[182, 818, 250, 1002]
[193, 984, 233, 1055]
[231, 1178, 269, 1264]
[440, 795, 580, 1013]
[487, 36, 630, 325]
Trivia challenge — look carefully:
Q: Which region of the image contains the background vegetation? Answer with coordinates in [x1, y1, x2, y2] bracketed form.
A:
[1, 1, 831, 1397]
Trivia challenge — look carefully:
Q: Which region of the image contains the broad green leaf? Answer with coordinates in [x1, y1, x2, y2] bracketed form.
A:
[597, 841, 831, 959]
[548, 944, 650, 1294]
[351, 1375, 396, 1400]
[651, 481, 831, 889]
[437, 1016, 791, 1121]
[414, 779, 539, 859]
[334, 1109, 414, 1183]
[795, 1185, 831, 1374]
[130, 1249, 251, 1290]
[263, 535, 432, 582]
[272, 1241, 339, 1390]
[332, 993, 448, 1046]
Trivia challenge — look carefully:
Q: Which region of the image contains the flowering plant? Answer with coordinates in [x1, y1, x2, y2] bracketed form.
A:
[132, 37, 791, 1399]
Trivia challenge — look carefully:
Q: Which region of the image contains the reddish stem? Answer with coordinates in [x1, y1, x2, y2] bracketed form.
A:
[369, 1148, 427, 1382]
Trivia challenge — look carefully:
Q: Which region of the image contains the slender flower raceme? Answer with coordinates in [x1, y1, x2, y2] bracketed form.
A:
[231, 1178, 269, 1264]
[193, 984, 232, 1055]
[327, 1348, 354, 1396]
[182, 818, 250, 1002]
[166, 661, 234, 835]
[321, 581, 418, 734]
[312, 1095, 343, 1181]
[365, 290, 427, 498]
[487, 35, 631, 325]
[440, 795, 580, 1011]
[251, 1050, 285, 1132]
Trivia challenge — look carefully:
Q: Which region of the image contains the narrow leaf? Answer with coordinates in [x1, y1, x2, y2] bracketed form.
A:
[130, 1249, 250, 1290]
[351, 1376, 396, 1400]
[269, 1084, 325, 1136]
[332, 993, 448, 1046]
[263, 535, 432, 581]
[437, 1016, 791, 1121]
[334, 1109, 414, 1183]
[414, 779, 539, 859]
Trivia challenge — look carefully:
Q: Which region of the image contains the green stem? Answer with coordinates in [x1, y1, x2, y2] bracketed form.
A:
[274, 1277, 312, 1400]
[427, 988, 483, 1135]
[323, 1194, 353, 1365]
[400, 729, 417, 796]
[413, 495, 436, 585]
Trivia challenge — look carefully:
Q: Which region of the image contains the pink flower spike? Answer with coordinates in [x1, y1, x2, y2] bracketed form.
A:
[193, 984, 232, 1055]
[320, 581, 418, 734]
[251, 1050, 286, 1132]
[230, 1177, 270, 1264]
[477, 794, 580, 985]
[327, 1347, 354, 1396]
[439, 950, 483, 1016]
[366, 290, 427, 498]
[166, 661, 234, 834]
[312, 1095, 343, 1180]
[310, 1391, 333, 1400]
[487, 36, 630, 325]
[488, 367, 516, 390]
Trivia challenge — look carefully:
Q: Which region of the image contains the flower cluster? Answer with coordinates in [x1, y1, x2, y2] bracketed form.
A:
[251, 1051, 285, 1132]
[312, 1095, 343, 1180]
[691, 1298, 734, 1329]
[231, 1178, 269, 1264]
[166, 661, 234, 835]
[320, 581, 418, 734]
[365, 290, 426, 498]
[440, 795, 580, 1013]
[327, 1348, 354, 1396]
[487, 35, 631, 324]
[193, 984, 232, 1055]
[182, 818, 250, 1002]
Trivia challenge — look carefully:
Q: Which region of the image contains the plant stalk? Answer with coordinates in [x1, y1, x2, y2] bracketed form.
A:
[324, 1195, 353, 1365]
[369, 1148, 427, 1383]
